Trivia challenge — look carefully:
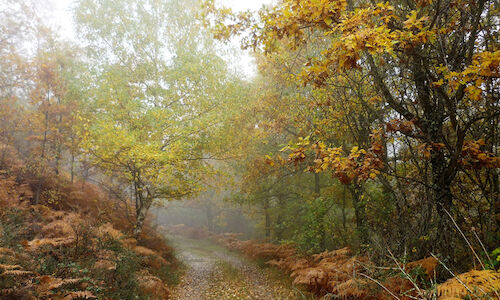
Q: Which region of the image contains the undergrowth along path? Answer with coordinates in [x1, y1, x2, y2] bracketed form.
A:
[168, 235, 313, 300]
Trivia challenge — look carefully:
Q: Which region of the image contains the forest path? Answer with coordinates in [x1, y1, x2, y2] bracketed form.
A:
[168, 235, 310, 300]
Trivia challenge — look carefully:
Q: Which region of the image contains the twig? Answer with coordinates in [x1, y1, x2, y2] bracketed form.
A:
[443, 208, 485, 270]
[357, 272, 401, 300]
[387, 248, 423, 296]
[430, 253, 482, 297]
[471, 230, 500, 299]
[472, 229, 494, 268]
[374, 266, 400, 271]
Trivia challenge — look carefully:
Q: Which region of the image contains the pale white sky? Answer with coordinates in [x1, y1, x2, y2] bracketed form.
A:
[48, 0, 273, 77]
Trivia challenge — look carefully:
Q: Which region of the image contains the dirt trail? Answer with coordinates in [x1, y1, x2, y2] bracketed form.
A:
[168, 235, 309, 300]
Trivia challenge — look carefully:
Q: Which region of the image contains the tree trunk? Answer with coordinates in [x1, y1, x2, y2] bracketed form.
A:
[70, 152, 75, 183]
[349, 183, 367, 244]
[275, 195, 286, 241]
[264, 198, 271, 239]
[134, 206, 148, 237]
[55, 96, 62, 176]
[431, 150, 455, 263]
[55, 146, 61, 175]
[34, 109, 49, 205]
[132, 174, 154, 237]
[342, 186, 347, 232]
[314, 172, 320, 195]
[134, 195, 153, 237]
[319, 213, 326, 250]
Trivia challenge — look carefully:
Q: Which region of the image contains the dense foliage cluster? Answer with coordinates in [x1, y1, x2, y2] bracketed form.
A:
[0, 143, 178, 299]
[203, 0, 499, 273]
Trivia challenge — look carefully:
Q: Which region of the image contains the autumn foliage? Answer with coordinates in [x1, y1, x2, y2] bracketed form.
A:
[211, 233, 499, 299]
[0, 144, 176, 299]
[1, 0, 499, 298]
[202, 0, 500, 277]
[213, 234, 407, 298]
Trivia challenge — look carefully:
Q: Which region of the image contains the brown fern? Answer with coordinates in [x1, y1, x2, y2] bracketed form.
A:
[437, 270, 500, 299]
[2, 270, 34, 276]
[406, 256, 438, 278]
[332, 278, 370, 298]
[62, 291, 96, 299]
[137, 270, 170, 300]
[27, 237, 76, 251]
[0, 263, 22, 271]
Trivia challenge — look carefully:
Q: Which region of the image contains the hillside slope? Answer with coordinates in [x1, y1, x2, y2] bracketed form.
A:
[0, 144, 177, 299]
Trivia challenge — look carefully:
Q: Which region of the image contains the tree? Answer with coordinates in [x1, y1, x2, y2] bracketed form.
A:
[75, 0, 246, 235]
[205, 0, 499, 262]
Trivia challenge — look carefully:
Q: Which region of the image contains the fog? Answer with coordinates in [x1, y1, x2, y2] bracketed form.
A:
[153, 192, 261, 239]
